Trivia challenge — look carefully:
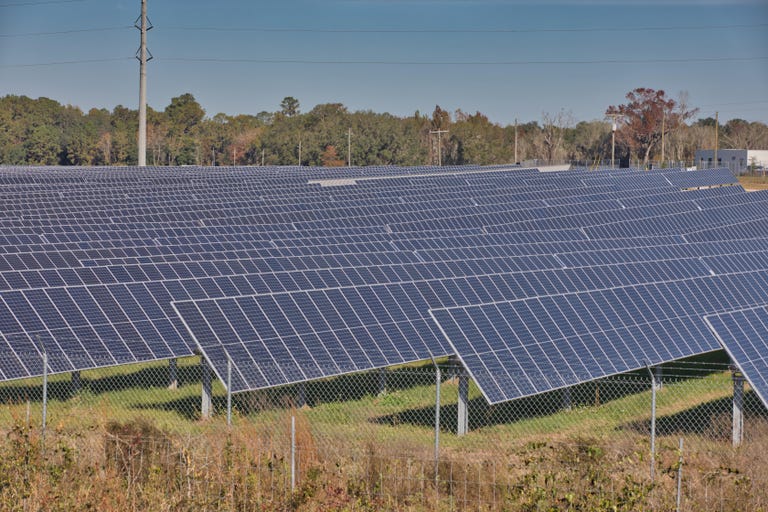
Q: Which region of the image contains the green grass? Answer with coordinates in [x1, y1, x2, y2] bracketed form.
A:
[0, 355, 750, 457]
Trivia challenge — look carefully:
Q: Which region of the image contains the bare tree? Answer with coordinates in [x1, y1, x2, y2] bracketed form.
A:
[539, 110, 573, 163]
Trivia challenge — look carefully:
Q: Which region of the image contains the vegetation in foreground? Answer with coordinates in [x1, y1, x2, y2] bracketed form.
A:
[0, 358, 767, 510]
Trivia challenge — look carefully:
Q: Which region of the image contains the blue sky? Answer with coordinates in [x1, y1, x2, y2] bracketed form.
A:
[1, 0, 767, 125]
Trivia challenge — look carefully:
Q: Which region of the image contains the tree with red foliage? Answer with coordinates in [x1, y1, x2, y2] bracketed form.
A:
[606, 88, 697, 167]
[320, 145, 345, 167]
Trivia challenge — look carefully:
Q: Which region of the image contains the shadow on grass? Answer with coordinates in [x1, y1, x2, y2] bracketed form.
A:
[0, 363, 203, 405]
[620, 390, 767, 440]
[124, 368, 440, 420]
[371, 378, 650, 433]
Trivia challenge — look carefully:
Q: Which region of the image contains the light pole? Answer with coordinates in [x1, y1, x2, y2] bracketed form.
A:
[607, 113, 622, 169]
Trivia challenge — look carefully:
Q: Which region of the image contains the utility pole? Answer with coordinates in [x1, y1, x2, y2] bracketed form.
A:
[298, 139, 302, 166]
[661, 110, 666, 168]
[514, 118, 518, 164]
[429, 129, 449, 166]
[347, 128, 352, 167]
[607, 113, 622, 169]
[714, 111, 719, 167]
[135, 0, 152, 167]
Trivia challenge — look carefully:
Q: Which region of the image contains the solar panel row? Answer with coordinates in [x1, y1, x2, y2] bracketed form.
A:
[1, 164, 766, 411]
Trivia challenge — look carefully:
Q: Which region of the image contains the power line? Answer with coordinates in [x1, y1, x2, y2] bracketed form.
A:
[3, 55, 765, 69]
[0, 26, 132, 37]
[161, 56, 768, 66]
[164, 22, 768, 35]
[699, 100, 768, 108]
[0, 57, 133, 68]
[0, 0, 84, 7]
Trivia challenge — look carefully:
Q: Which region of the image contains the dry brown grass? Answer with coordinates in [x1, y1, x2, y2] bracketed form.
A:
[2, 414, 766, 511]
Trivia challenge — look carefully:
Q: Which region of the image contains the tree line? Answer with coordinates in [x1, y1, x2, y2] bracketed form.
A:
[1, 89, 766, 167]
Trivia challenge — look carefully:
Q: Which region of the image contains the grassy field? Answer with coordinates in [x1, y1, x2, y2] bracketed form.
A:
[1, 358, 767, 510]
[739, 175, 768, 190]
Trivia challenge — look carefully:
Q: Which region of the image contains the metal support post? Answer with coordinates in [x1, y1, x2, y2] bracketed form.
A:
[377, 367, 387, 396]
[296, 382, 307, 408]
[71, 370, 81, 394]
[732, 370, 744, 447]
[654, 365, 663, 391]
[562, 387, 572, 411]
[201, 358, 212, 419]
[457, 370, 469, 436]
[168, 358, 178, 389]
[226, 357, 232, 426]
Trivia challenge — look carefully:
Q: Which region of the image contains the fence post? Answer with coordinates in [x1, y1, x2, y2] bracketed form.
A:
[676, 438, 684, 512]
[457, 369, 469, 436]
[201, 358, 212, 420]
[291, 415, 296, 492]
[646, 365, 656, 481]
[433, 359, 441, 486]
[732, 369, 744, 447]
[226, 357, 232, 426]
[42, 349, 48, 445]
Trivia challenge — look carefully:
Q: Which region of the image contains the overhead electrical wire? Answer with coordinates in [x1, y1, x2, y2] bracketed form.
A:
[2, 22, 765, 38]
[162, 56, 768, 66]
[163, 22, 768, 34]
[0, 26, 132, 37]
[0, 57, 133, 68]
[0, 0, 84, 7]
[3, 55, 766, 69]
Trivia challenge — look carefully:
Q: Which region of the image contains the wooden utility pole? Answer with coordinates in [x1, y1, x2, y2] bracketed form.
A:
[347, 128, 352, 166]
[514, 118, 518, 164]
[661, 110, 666, 167]
[429, 129, 449, 166]
[714, 111, 719, 167]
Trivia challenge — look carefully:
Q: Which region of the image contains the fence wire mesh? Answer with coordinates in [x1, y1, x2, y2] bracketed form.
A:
[1, 355, 767, 510]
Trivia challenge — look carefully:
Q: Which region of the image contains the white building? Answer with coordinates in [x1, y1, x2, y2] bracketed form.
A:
[695, 149, 768, 174]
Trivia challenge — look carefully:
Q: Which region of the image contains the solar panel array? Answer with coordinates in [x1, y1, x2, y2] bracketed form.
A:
[1, 164, 767, 409]
[705, 306, 768, 408]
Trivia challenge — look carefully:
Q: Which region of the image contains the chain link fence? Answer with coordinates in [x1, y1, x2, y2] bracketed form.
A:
[1, 355, 766, 510]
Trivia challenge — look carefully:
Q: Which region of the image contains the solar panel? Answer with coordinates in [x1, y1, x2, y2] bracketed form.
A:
[0, 164, 765, 401]
[430, 271, 768, 404]
[704, 306, 768, 409]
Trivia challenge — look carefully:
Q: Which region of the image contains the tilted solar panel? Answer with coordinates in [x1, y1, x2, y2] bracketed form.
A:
[704, 306, 768, 409]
